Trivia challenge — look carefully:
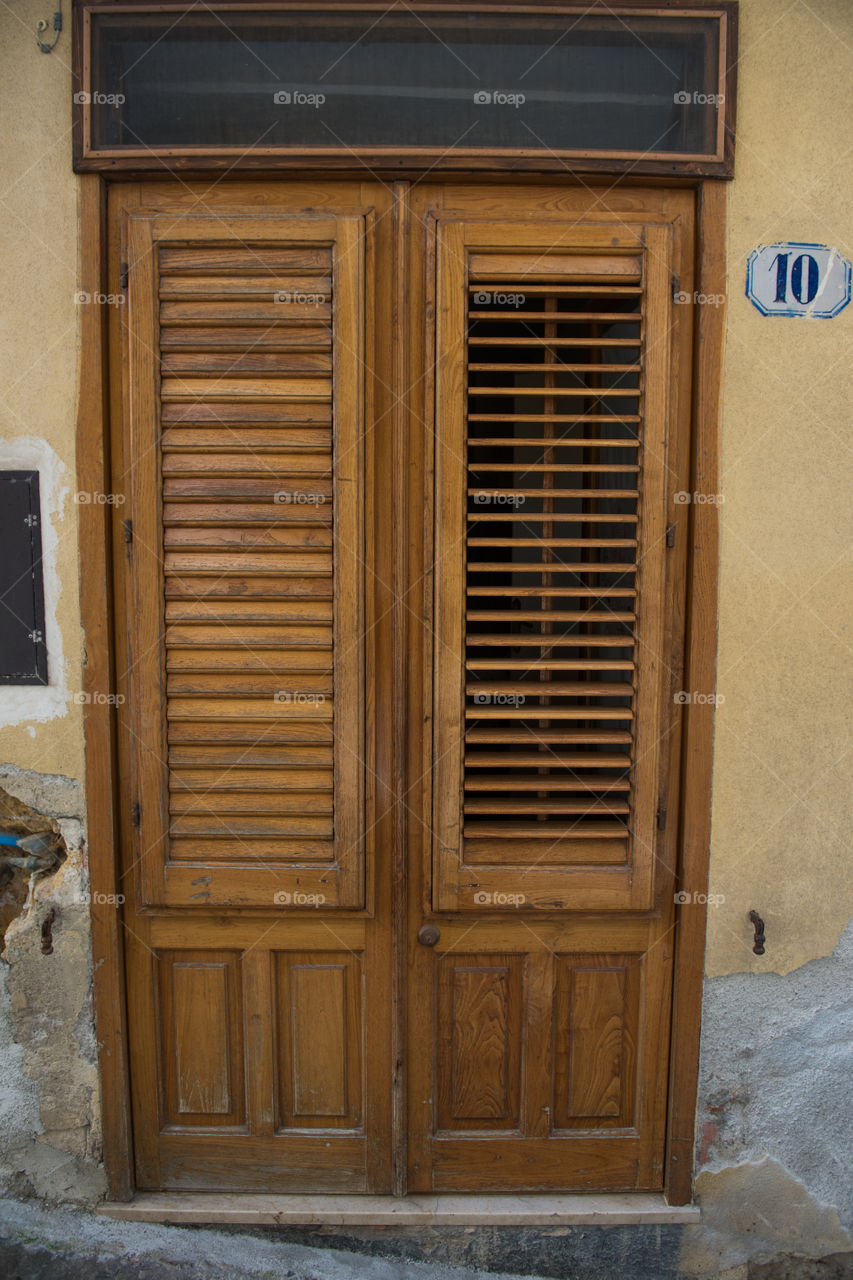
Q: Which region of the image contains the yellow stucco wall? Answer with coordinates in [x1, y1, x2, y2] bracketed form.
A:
[0, 0, 850, 975]
[0, 9, 84, 781]
[707, 0, 853, 976]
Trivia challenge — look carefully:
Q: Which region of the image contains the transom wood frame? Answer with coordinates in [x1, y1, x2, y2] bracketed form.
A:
[77, 175, 725, 1206]
[72, 0, 737, 178]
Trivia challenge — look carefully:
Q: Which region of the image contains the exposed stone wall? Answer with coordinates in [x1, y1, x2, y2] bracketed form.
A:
[0, 769, 105, 1205]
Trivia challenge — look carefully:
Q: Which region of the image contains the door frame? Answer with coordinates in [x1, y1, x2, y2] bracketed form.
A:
[77, 172, 725, 1205]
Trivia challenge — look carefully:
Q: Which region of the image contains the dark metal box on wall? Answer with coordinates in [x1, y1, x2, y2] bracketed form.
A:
[0, 471, 48, 685]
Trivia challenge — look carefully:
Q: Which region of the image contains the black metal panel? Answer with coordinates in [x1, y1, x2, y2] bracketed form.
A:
[0, 471, 48, 685]
[89, 10, 721, 154]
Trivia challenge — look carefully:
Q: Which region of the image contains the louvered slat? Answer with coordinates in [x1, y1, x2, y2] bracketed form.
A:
[157, 243, 337, 862]
[462, 278, 642, 848]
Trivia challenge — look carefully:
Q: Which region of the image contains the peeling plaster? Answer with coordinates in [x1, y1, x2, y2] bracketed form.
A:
[695, 919, 853, 1251]
[680, 1158, 853, 1276]
[0, 768, 105, 1205]
[0, 763, 85, 859]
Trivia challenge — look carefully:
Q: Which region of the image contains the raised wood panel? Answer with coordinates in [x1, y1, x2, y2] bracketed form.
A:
[155, 1133, 368, 1193]
[158, 950, 246, 1130]
[553, 953, 640, 1130]
[430, 1136, 641, 1193]
[291, 967, 347, 1115]
[437, 955, 522, 1132]
[275, 952, 363, 1130]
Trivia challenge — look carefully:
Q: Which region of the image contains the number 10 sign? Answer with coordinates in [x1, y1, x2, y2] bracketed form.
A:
[746, 243, 851, 317]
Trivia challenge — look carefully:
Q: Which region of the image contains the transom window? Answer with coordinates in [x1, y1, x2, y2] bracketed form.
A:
[75, 3, 736, 174]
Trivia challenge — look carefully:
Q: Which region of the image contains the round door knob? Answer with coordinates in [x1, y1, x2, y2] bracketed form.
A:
[418, 923, 440, 947]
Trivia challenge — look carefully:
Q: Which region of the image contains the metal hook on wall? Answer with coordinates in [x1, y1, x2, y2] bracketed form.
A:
[36, 2, 62, 53]
[748, 909, 766, 956]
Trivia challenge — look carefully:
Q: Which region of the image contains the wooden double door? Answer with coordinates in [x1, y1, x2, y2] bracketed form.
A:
[109, 179, 697, 1195]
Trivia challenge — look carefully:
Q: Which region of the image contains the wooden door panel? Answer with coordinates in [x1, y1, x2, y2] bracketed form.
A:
[154, 1133, 368, 1193]
[412, 929, 672, 1192]
[430, 1138, 640, 1193]
[158, 950, 247, 1130]
[552, 953, 641, 1130]
[407, 186, 694, 1193]
[113, 184, 395, 1195]
[128, 928, 373, 1191]
[275, 952, 363, 1129]
[436, 955, 524, 1132]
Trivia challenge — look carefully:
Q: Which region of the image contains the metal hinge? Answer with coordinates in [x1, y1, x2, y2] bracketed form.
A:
[666, 523, 676, 548]
[131, 802, 141, 828]
[123, 519, 133, 545]
[120, 262, 129, 292]
[657, 804, 667, 832]
[672, 274, 682, 303]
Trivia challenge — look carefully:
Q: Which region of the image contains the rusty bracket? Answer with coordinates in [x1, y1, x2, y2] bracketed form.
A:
[748, 909, 766, 956]
[40, 907, 56, 955]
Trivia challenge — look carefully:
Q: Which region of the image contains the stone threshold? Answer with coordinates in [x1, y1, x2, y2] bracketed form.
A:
[98, 1192, 700, 1227]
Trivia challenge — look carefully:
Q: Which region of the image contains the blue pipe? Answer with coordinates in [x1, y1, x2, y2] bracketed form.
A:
[0, 833, 21, 847]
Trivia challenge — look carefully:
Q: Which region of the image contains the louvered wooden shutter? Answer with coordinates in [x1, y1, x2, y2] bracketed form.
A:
[433, 222, 673, 912]
[123, 215, 364, 908]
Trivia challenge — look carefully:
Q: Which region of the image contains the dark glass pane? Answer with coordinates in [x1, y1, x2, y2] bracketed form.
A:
[89, 10, 721, 155]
